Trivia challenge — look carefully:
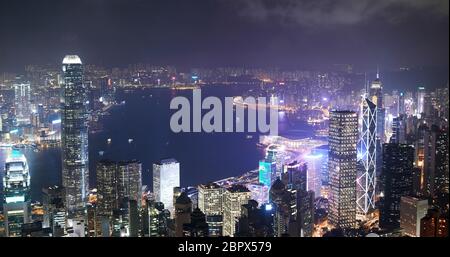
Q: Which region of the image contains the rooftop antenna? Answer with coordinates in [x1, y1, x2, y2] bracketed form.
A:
[364, 72, 369, 96]
[376, 65, 380, 80]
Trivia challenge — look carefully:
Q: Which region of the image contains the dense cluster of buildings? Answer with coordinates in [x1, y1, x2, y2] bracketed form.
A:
[0, 56, 448, 237]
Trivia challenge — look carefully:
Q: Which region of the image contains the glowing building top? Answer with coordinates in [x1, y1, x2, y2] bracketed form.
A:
[3, 150, 30, 203]
[62, 55, 82, 65]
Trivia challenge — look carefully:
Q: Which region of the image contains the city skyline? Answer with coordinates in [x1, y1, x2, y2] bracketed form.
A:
[0, 0, 448, 241]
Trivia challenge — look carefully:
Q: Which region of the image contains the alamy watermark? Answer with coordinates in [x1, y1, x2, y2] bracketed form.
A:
[169, 89, 278, 135]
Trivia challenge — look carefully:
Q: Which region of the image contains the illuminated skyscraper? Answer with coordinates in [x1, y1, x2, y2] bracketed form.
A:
[153, 158, 180, 216]
[61, 55, 89, 218]
[416, 86, 426, 117]
[328, 111, 358, 229]
[400, 196, 428, 237]
[283, 161, 307, 192]
[198, 183, 224, 216]
[13, 81, 31, 125]
[197, 183, 225, 236]
[148, 200, 170, 237]
[379, 144, 414, 229]
[259, 160, 277, 187]
[42, 185, 66, 235]
[357, 98, 377, 215]
[2, 150, 31, 237]
[96, 159, 142, 234]
[369, 72, 386, 143]
[390, 114, 407, 144]
[223, 185, 251, 236]
[304, 153, 323, 196]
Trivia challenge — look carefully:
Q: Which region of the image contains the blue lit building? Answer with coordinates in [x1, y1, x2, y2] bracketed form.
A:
[2, 150, 31, 237]
[259, 160, 277, 187]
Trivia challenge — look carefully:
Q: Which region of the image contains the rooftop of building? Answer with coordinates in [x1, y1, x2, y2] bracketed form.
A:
[62, 55, 82, 65]
[227, 184, 250, 193]
[156, 158, 179, 165]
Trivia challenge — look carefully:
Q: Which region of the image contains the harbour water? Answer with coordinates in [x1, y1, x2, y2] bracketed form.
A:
[1, 85, 314, 202]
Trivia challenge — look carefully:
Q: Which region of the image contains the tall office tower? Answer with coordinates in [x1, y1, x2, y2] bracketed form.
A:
[153, 158, 180, 217]
[400, 196, 428, 237]
[117, 160, 143, 206]
[96, 160, 142, 227]
[265, 144, 286, 177]
[423, 93, 435, 121]
[297, 190, 315, 237]
[328, 111, 358, 229]
[429, 126, 449, 202]
[357, 98, 377, 216]
[37, 104, 45, 126]
[390, 114, 407, 144]
[96, 160, 117, 220]
[42, 186, 66, 233]
[174, 192, 192, 237]
[223, 185, 251, 236]
[416, 86, 426, 117]
[304, 153, 323, 196]
[283, 161, 308, 192]
[420, 208, 449, 237]
[398, 92, 406, 115]
[435, 86, 449, 121]
[379, 144, 414, 230]
[13, 81, 31, 125]
[2, 150, 31, 237]
[61, 55, 89, 218]
[415, 124, 429, 196]
[148, 200, 170, 237]
[259, 159, 277, 187]
[183, 208, 209, 237]
[269, 179, 298, 236]
[128, 200, 139, 237]
[198, 183, 224, 216]
[369, 73, 385, 143]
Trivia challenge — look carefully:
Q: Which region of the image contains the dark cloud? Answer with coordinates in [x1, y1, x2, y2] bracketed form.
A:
[0, 0, 448, 71]
[232, 0, 449, 27]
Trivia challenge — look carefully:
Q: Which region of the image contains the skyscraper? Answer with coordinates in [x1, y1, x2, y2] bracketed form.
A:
[269, 179, 298, 236]
[390, 114, 407, 144]
[174, 192, 192, 237]
[357, 98, 377, 215]
[96, 159, 142, 233]
[61, 55, 89, 219]
[369, 73, 386, 143]
[259, 159, 277, 187]
[283, 161, 307, 192]
[198, 183, 224, 216]
[2, 150, 31, 237]
[153, 158, 180, 216]
[13, 81, 31, 125]
[223, 185, 251, 236]
[416, 86, 426, 117]
[379, 144, 414, 229]
[399, 196, 428, 237]
[328, 110, 358, 229]
[42, 185, 66, 235]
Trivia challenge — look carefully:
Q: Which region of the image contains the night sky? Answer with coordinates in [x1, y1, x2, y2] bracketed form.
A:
[0, 0, 448, 71]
